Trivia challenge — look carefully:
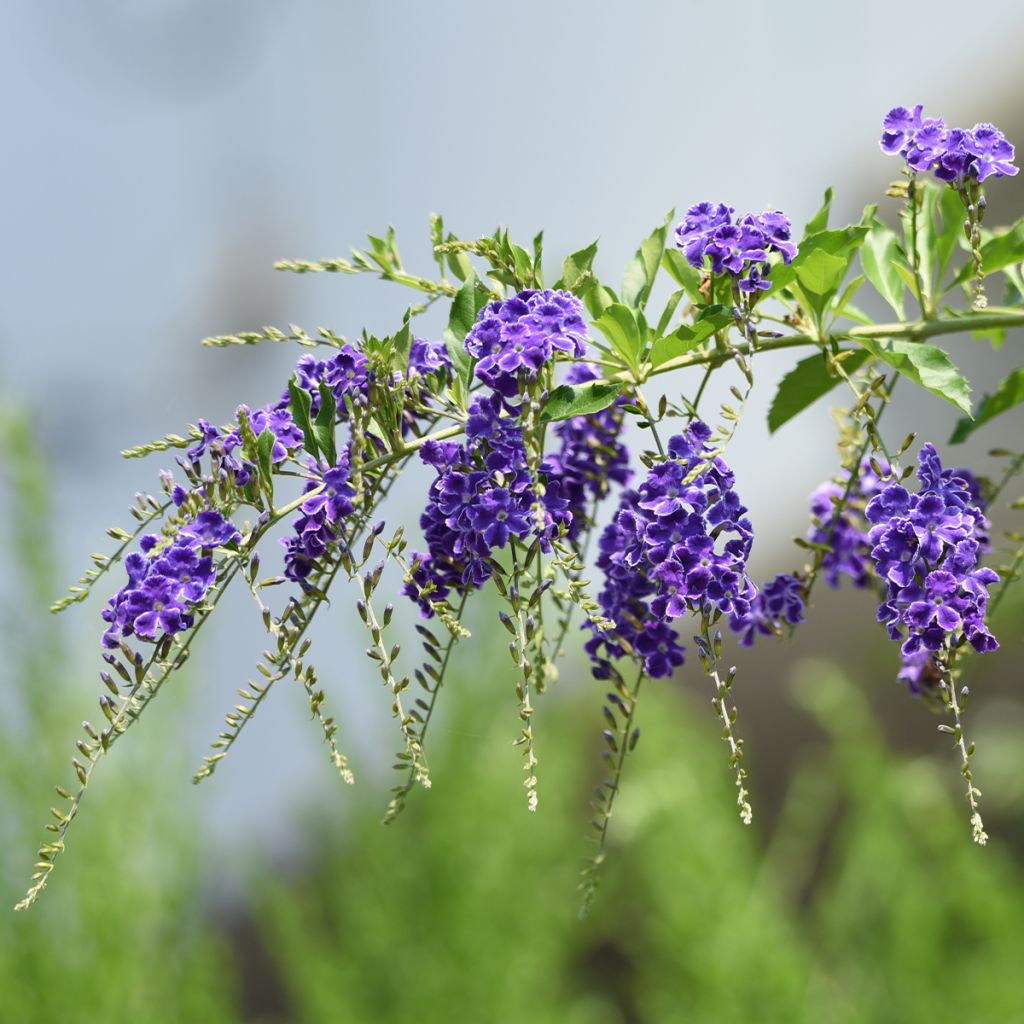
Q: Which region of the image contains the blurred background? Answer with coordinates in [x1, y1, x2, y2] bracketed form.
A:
[2, 1, 1024, 1021]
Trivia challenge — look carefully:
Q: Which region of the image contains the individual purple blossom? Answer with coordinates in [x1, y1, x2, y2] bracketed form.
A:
[464, 289, 588, 400]
[324, 344, 371, 399]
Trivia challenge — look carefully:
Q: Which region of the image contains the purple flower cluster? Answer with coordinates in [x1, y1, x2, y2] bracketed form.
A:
[102, 510, 240, 647]
[880, 106, 1018, 183]
[807, 459, 892, 590]
[674, 203, 798, 293]
[729, 572, 805, 647]
[546, 365, 631, 540]
[405, 394, 570, 616]
[282, 453, 357, 582]
[867, 444, 998, 662]
[464, 289, 588, 399]
[587, 421, 756, 679]
[408, 338, 451, 378]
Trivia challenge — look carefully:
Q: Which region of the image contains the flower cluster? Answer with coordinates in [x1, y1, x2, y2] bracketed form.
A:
[102, 510, 240, 648]
[729, 572, 805, 647]
[405, 394, 570, 616]
[867, 444, 998, 662]
[807, 459, 892, 590]
[880, 106, 1018, 183]
[547, 365, 631, 540]
[408, 337, 452, 378]
[282, 453, 357, 581]
[464, 289, 588, 399]
[587, 421, 756, 679]
[674, 203, 798, 292]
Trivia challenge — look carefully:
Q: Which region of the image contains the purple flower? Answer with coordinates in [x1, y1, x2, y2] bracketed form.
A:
[587, 420, 756, 678]
[409, 338, 451, 377]
[404, 396, 571, 618]
[675, 203, 797, 293]
[867, 443, 998, 678]
[182, 510, 241, 548]
[464, 289, 588, 400]
[881, 105, 1018, 183]
[101, 509, 236, 646]
[283, 453, 357, 582]
[730, 573, 805, 647]
[324, 345, 370, 400]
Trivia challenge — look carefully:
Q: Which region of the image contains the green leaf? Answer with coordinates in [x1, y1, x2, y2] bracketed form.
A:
[648, 305, 733, 368]
[592, 303, 644, 373]
[541, 381, 624, 422]
[654, 289, 686, 338]
[768, 218, 871, 299]
[584, 283, 616, 320]
[444, 274, 487, 387]
[804, 187, 833, 235]
[833, 275, 866, 320]
[936, 184, 965, 280]
[558, 240, 599, 294]
[950, 218, 1024, 288]
[661, 250, 703, 302]
[314, 381, 338, 466]
[256, 427, 276, 501]
[447, 274, 487, 343]
[861, 220, 907, 318]
[767, 350, 870, 433]
[909, 182, 940, 306]
[950, 367, 1024, 443]
[532, 231, 545, 287]
[795, 249, 849, 317]
[393, 317, 413, 364]
[288, 376, 319, 462]
[621, 212, 673, 309]
[854, 337, 972, 415]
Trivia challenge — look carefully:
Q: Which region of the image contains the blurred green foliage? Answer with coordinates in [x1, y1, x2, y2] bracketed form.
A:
[256, 660, 1024, 1024]
[3, 406, 1024, 1023]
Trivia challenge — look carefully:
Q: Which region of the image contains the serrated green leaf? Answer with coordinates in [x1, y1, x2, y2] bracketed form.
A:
[855, 337, 972, 415]
[541, 381, 623, 422]
[447, 274, 487, 343]
[559, 240, 599, 293]
[804, 187, 833, 235]
[314, 380, 338, 466]
[767, 350, 870, 433]
[393, 318, 412, 364]
[950, 367, 1024, 443]
[592, 303, 644, 373]
[795, 249, 849, 316]
[288, 376, 319, 462]
[648, 305, 732, 368]
[768, 218, 871, 299]
[861, 220, 907, 318]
